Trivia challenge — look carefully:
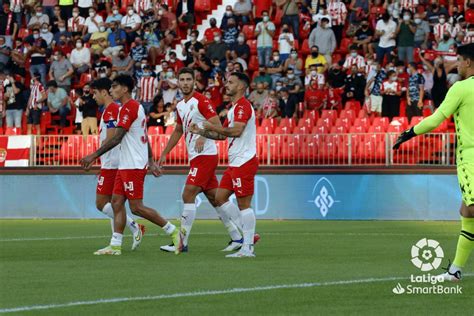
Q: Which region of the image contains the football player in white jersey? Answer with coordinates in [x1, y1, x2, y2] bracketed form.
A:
[81, 75, 182, 256]
[190, 72, 259, 258]
[91, 78, 145, 250]
[158, 67, 254, 253]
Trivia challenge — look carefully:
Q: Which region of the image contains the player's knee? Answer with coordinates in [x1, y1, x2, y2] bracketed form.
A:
[129, 202, 143, 216]
[96, 201, 106, 212]
[182, 187, 199, 203]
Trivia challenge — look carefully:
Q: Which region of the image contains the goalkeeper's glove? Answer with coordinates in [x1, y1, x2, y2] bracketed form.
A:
[393, 127, 416, 150]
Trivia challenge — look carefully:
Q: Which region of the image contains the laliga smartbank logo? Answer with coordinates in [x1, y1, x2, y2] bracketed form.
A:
[392, 238, 462, 295]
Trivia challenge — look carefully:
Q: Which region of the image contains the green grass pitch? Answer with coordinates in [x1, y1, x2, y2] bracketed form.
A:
[0, 220, 473, 315]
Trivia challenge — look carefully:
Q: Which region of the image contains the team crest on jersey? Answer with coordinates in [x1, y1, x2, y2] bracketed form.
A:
[0, 148, 6, 163]
[122, 115, 129, 124]
[208, 104, 215, 113]
[237, 108, 244, 119]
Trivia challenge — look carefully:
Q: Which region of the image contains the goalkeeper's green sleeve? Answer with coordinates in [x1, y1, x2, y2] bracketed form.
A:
[413, 110, 448, 135]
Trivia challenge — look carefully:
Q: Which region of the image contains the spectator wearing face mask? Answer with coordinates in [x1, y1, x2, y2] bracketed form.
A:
[305, 46, 327, 74]
[77, 0, 93, 18]
[222, 17, 239, 50]
[380, 70, 402, 120]
[206, 33, 228, 63]
[28, 6, 50, 31]
[343, 45, 366, 71]
[233, 0, 252, 25]
[28, 28, 48, 87]
[353, 21, 374, 55]
[183, 30, 204, 65]
[364, 61, 386, 116]
[103, 21, 126, 58]
[267, 51, 284, 88]
[413, 13, 430, 49]
[375, 12, 397, 65]
[203, 18, 222, 45]
[78, 83, 98, 136]
[106, 5, 123, 26]
[70, 39, 90, 76]
[343, 65, 366, 106]
[433, 13, 452, 43]
[255, 10, 275, 67]
[252, 66, 272, 89]
[278, 68, 303, 100]
[279, 0, 300, 40]
[0, 37, 11, 70]
[160, 68, 178, 105]
[46, 80, 70, 128]
[68, 7, 85, 37]
[278, 23, 294, 63]
[396, 10, 416, 64]
[305, 79, 328, 112]
[38, 23, 53, 45]
[131, 37, 147, 65]
[49, 50, 73, 93]
[233, 33, 250, 62]
[406, 62, 425, 121]
[426, 1, 448, 27]
[249, 82, 269, 112]
[111, 49, 134, 77]
[308, 18, 336, 64]
[327, 63, 346, 88]
[121, 6, 142, 44]
[133, 0, 153, 17]
[26, 72, 47, 135]
[278, 87, 298, 118]
[221, 5, 237, 30]
[53, 20, 71, 45]
[436, 31, 455, 51]
[148, 95, 168, 128]
[284, 49, 303, 77]
[83, 7, 104, 41]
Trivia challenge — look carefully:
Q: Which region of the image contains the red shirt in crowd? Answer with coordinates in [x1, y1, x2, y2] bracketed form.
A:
[253, 0, 272, 18]
[204, 27, 222, 43]
[305, 85, 328, 111]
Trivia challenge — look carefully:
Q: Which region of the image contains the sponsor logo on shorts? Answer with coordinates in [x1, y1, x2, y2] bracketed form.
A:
[0, 148, 6, 163]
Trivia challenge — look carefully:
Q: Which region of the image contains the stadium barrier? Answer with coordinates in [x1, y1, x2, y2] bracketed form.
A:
[15, 133, 455, 167]
[0, 173, 461, 220]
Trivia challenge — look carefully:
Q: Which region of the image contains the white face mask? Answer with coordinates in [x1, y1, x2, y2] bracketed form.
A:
[291, 53, 297, 59]
[273, 56, 279, 62]
[214, 36, 221, 42]
[310, 70, 317, 77]
[59, 27, 66, 32]
[99, 73, 107, 78]
[128, 9, 134, 16]
[439, 18, 445, 24]
[89, 11, 95, 17]
[33, 34, 39, 39]
[237, 36, 244, 43]
[414, 18, 421, 24]
[351, 52, 357, 58]
[76, 42, 82, 49]
[53, 55, 59, 61]
[99, 26, 106, 32]
[36, 12, 42, 17]
[226, 10, 232, 16]
[167, 71, 173, 77]
[288, 74, 294, 79]
[113, 10, 119, 15]
[73, 12, 79, 18]
[263, 16, 269, 22]
[158, 9, 163, 15]
[403, 15, 410, 21]
[41, 28, 48, 33]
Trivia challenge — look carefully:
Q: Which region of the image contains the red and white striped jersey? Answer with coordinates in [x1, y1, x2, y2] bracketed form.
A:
[176, 92, 218, 162]
[10, 0, 22, 13]
[343, 55, 366, 69]
[99, 102, 120, 170]
[399, 0, 418, 12]
[29, 83, 45, 109]
[224, 97, 257, 167]
[451, 24, 465, 37]
[327, 0, 347, 26]
[433, 23, 453, 39]
[463, 31, 474, 44]
[116, 99, 148, 169]
[134, 0, 152, 16]
[381, 80, 401, 94]
[68, 16, 85, 32]
[138, 76, 158, 103]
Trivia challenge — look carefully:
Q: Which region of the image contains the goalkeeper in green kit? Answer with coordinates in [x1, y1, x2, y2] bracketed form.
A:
[394, 43, 474, 281]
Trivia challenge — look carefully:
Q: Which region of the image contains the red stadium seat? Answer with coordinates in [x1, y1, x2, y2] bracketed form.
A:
[349, 125, 365, 133]
[321, 110, 338, 124]
[391, 117, 409, 128]
[294, 126, 311, 134]
[409, 116, 424, 127]
[330, 125, 346, 134]
[274, 126, 292, 134]
[387, 124, 404, 133]
[345, 100, 361, 113]
[195, 0, 211, 12]
[248, 55, 259, 71]
[4, 127, 21, 135]
[279, 117, 296, 130]
[165, 126, 175, 135]
[274, 9, 284, 27]
[301, 39, 310, 56]
[336, 38, 352, 54]
[303, 109, 318, 121]
[340, 109, 356, 123]
[242, 25, 256, 40]
[372, 117, 389, 129]
[73, 72, 92, 89]
[314, 125, 329, 134]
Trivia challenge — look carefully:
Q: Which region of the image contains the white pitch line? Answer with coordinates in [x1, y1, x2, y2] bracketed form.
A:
[0, 232, 457, 242]
[0, 276, 410, 314]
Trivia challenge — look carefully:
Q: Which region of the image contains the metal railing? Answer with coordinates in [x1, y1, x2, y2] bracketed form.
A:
[28, 133, 456, 167]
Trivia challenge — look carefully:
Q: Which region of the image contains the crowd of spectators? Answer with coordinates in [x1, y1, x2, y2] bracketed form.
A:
[0, 0, 472, 135]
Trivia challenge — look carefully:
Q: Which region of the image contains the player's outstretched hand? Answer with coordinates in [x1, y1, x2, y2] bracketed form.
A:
[80, 154, 95, 171]
[149, 161, 163, 177]
[157, 156, 166, 168]
[393, 127, 416, 150]
[195, 136, 205, 153]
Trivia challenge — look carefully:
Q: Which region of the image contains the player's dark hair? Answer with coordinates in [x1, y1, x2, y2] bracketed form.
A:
[178, 67, 195, 79]
[112, 74, 134, 93]
[457, 43, 474, 62]
[230, 72, 250, 88]
[91, 78, 112, 93]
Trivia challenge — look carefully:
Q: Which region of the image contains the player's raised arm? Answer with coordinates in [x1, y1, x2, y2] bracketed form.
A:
[80, 127, 127, 170]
